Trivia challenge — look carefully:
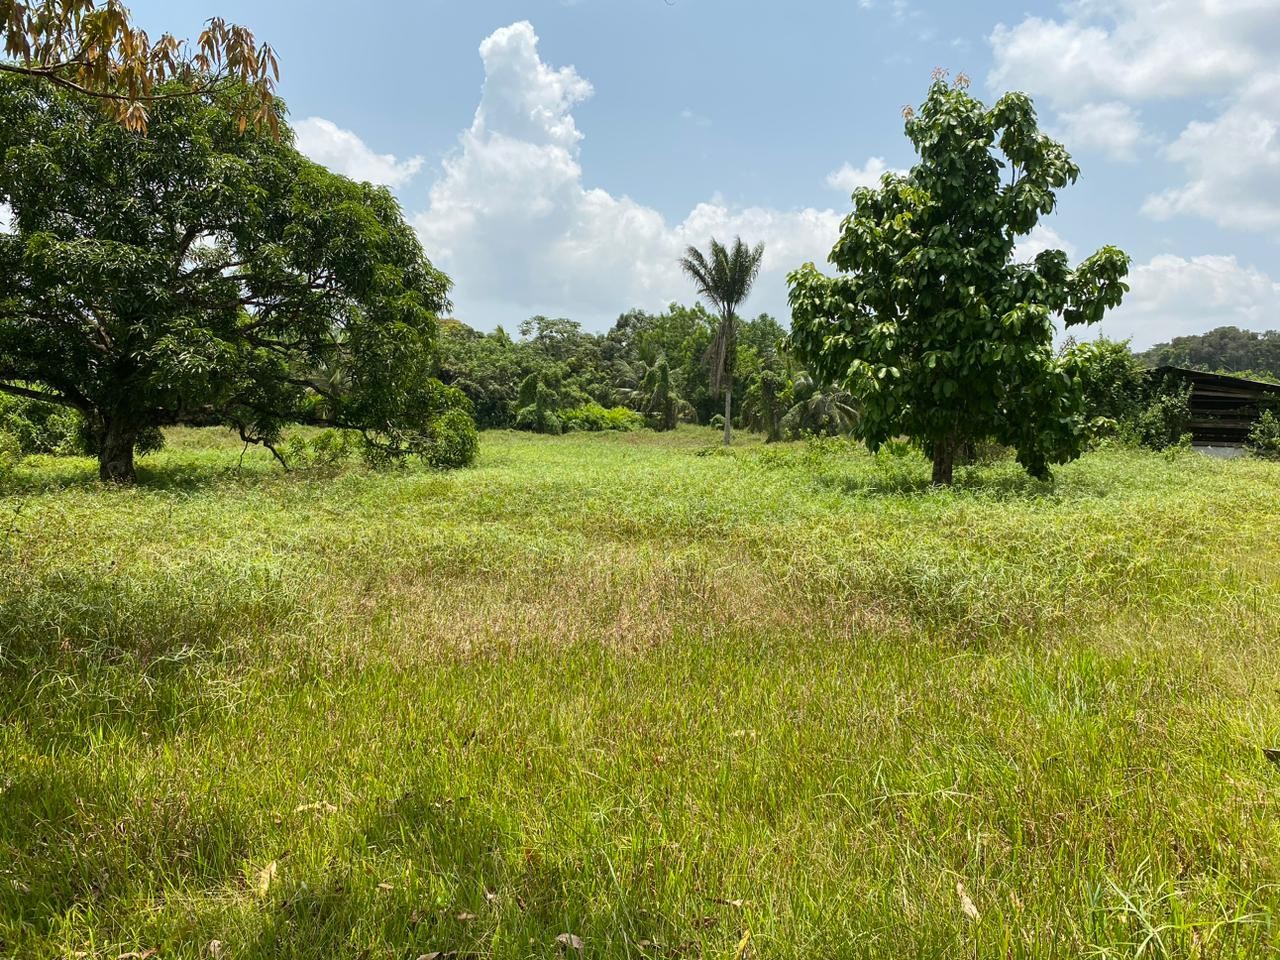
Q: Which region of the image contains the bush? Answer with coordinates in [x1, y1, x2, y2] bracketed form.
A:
[0, 394, 86, 455]
[561, 403, 643, 432]
[515, 377, 564, 435]
[0, 428, 20, 474]
[285, 429, 357, 470]
[1249, 409, 1280, 459]
[1122, 378, 1193, 451]
[1067, 338, 1148, 426]
[424, 407, 480, 468]
[515, 404, 563, 435]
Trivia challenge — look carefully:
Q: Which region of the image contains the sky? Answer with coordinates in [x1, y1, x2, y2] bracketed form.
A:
[92, 2, 1280, 346]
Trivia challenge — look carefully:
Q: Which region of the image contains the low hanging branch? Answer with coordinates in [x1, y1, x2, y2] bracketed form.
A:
[0, 0, 278, 133]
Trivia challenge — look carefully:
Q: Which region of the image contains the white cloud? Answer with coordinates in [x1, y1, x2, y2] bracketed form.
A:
[294, 117, 424, 188]
[0, 203, 11, 233]
[988, 2, 1280, 106]
[826, 157, 905, 194]
[1098, 254, 1280, 348]
[1054, 101, 1146, 161]
[1016, 223, 1077, 262]
[1142, 72, 1280, 232]
[988, 2, 1280, 236]
[413, 21, 841, 325]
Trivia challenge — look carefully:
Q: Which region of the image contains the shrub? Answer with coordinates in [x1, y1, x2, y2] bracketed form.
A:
[515, 377, 564, 435]
[0, 394, 86, 455]
[561, 403, 643, 432]
[423, 407, 480, 468]
[1067, 338, 1148, 427]
[515, 405, 562, 435]
[1249, 409, 1280, 459]
[285, 429, 357, 470]
[1121, 377, 1193, 451]
[0, 428, 20, 474]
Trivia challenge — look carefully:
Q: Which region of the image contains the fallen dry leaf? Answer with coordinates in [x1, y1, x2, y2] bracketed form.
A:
[207, 941, 224, 958]
[956, 881, 980, 921]
[116, 951, 158, 960]
[377, 882, 394, 891]
[556, 932, 584, 954]
[456, 911, 477, 922]
[256, 861, 277, 898]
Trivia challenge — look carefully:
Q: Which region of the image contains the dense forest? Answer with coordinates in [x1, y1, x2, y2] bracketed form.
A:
[1139, 326, 1280, 381]
[434, 306, 855, 440]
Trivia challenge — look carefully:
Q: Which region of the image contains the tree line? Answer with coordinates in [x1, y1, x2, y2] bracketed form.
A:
[1138, 327, 1280, 382]
[433, 309, 856, 440]
[9, 4, 1252, 487]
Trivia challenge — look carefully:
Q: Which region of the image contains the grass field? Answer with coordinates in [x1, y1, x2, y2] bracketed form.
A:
[3, 428, 1280, 959]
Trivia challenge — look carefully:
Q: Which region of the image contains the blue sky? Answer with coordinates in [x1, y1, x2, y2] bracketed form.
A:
[124, 0, 1280, 347]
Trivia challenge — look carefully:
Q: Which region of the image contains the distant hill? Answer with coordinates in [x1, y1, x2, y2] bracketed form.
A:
[1138, 326, 1280, 382]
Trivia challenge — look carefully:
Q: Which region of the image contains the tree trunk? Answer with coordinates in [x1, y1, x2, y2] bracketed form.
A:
[99, 418, 138, 484]
[722, 373, 733, 446]
[931, 437, 956, 486]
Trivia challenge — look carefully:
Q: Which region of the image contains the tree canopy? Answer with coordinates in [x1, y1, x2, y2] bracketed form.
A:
[788, 74, 1130, 483]
[0, 0, 277, 133]
[0, 75, 474, 482]
[1139, 326, 1280, 382]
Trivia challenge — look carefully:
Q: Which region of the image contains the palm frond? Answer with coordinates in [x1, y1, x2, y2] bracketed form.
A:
[680, 236, 767, 395]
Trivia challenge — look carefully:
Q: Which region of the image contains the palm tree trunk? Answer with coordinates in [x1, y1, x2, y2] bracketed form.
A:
[723, 371, 733, 446]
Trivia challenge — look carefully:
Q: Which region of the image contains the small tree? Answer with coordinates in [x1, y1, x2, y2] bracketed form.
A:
[743, 368, 788, 442]
[0, 77, 474, 482]
[638, 357, 692, 432]
[782, 372, 859, 440]
[788, 74, 1130, 484]
[679, 238, 765, 446]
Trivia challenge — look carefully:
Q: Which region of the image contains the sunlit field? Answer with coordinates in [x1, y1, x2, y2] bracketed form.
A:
[4, 428, 1280, 959]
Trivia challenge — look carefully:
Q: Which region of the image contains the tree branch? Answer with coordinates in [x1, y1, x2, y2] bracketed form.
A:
[0, 379, 82, 409]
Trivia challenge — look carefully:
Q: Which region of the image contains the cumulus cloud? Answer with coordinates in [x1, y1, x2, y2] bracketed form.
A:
[1142, 72, 1280, 232]
[412, 21, 841, 326]
[1098, 254, 1280, 348]
[988, 1, 1280, 235]
[1015, 223, 1077, 262]
[1054, 101, 1146, 161]
[826, 157, 905, 194]
[988, 2, 1280, 105]
[294, 117, 424, 188]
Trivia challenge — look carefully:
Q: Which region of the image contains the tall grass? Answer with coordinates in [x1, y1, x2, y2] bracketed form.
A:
[2, 428, 1279, 958]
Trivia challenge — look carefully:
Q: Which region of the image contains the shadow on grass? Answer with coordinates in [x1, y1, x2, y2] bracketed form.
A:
[0, 764, 255, 944]
[0, 562, 296, 747]
[0, 453, 283, 496]
[236, 789, 670, 959]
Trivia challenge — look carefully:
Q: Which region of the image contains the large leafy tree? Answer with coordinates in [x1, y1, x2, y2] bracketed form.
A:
[0, 76, 474, 482]
[788, 74, 1130, 484]
[1, 0, 277, 132]
[679, 237, 765, 445]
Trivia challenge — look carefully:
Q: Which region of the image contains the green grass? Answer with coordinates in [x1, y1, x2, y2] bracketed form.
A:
[3, 428, 1280, 959]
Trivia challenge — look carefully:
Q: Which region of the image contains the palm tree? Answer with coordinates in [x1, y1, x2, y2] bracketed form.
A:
[782, 371, 859, 439]
[679, 237, 765, 445]
[638, 357, 693, 431]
